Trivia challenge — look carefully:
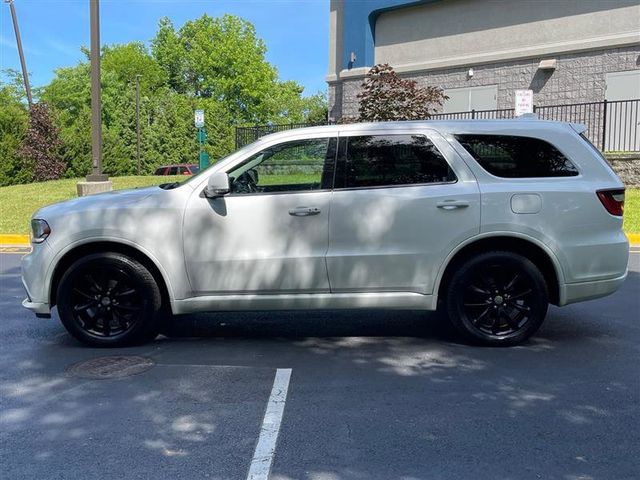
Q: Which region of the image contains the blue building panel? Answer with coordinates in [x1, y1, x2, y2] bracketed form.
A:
[342, 0, 437, 69]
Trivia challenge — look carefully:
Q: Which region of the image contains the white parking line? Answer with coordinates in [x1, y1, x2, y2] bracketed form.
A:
[246, 368, 292, 480]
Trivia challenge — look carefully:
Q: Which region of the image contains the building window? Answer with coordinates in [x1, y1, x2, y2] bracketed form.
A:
[444, 85, 497, 113]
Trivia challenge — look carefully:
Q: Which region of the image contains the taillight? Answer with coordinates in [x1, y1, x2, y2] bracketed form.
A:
[596, 188, 625, 216]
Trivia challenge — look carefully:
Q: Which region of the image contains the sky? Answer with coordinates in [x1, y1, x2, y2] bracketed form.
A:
[0, 0, 330, 96]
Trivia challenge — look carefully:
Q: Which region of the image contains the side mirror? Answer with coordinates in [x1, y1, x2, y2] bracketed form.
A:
[204, 171, 230, 198]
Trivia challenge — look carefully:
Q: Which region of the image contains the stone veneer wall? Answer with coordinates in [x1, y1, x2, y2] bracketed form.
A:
[606, 153, 640, 187]
[329, 46, 640, 121]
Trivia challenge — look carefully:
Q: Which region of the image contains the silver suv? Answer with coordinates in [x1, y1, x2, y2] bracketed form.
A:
[22, 119, 629, 347]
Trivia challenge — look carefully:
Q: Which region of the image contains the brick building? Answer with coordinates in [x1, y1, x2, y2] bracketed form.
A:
[327, 0, 640, 121]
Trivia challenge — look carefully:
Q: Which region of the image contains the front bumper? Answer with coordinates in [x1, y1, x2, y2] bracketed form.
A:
[22, 298, 51, 317]
[21, 240, 54, 317]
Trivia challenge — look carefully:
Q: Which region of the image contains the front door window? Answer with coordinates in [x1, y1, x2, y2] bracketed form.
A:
[227, 138, 335, 194]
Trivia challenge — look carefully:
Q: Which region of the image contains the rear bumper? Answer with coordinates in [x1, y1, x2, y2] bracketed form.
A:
[559, 270, 627, 306]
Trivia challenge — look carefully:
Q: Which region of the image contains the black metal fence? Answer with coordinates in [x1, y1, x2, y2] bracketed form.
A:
[235, 122, 329, 151]
[236, 98, 640, 152]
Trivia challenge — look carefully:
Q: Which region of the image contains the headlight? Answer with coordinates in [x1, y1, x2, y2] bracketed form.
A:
[31, 219, 51, 244]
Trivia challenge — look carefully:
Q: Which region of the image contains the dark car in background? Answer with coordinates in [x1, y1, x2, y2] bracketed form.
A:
[154, 164, 200, 175]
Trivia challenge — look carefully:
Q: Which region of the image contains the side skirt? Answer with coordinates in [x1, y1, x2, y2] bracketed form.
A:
[171, 292, 436, 315]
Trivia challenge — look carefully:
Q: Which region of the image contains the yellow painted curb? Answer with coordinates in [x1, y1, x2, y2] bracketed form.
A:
[0, 234, 30, 245]
[0, 233, 638, 246]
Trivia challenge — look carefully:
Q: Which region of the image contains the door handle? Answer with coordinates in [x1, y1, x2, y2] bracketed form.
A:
[289, 206, 321, 216]
[436, 200, 469, 210]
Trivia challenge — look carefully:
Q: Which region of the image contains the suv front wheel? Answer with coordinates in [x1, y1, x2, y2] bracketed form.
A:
[446, 251, 549, 346]
[57, 252, 162, 347]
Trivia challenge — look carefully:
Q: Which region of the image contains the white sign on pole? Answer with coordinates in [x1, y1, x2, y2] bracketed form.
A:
[514, 90, 533, 116]
[194, 109, 205, 128]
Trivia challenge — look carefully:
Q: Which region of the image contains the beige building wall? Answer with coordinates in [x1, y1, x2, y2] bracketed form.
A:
[375, 0, 640, 73]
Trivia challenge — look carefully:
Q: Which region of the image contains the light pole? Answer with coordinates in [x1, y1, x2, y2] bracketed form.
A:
[4, 0, 33, 106]
[78, 0, 111, 195]
[87, 0, 107, 182]
[136, 74, 141, 175]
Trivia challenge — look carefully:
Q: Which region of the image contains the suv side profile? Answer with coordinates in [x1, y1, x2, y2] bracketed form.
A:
[22, 120, 628, 347]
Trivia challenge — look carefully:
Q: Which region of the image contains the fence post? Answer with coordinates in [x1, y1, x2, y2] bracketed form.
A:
[471, 109, 476, 119]
[601, 99, 608, 151]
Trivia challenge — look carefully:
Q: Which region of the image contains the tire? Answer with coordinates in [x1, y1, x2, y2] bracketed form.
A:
[445, 251, 548, 347]
[56, 252, 162, 347]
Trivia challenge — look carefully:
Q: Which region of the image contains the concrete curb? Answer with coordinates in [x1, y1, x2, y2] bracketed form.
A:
[1, 233, 639, 247]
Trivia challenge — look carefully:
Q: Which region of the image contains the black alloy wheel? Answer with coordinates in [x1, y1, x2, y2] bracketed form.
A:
[446, 251, 549, 346]
[57, 253, 162, 347]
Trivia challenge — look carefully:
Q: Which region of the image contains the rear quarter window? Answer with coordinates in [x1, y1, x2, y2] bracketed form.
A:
[455, 134, 579, 178]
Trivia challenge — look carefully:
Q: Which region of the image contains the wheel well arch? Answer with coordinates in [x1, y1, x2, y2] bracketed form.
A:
[437, 236, 561, 305]
[49, 241, 171, 310]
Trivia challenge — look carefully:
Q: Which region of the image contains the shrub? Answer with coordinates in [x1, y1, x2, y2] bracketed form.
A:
[18, 103, 65, 182]
[357, 64, 448, 122]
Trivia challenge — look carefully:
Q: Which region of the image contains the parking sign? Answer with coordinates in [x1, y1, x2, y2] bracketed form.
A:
[194, 109, 205, 128]
[514, 90, 533, 116]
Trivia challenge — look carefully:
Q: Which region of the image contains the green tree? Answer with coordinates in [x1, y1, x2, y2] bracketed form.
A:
[0, 70, 30, 186]
[151, 18, 186, 93]
[1, 14, 326, 187]
[151, 14, 323, 125]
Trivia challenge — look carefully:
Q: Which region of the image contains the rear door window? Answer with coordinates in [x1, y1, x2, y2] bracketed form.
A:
[455, 134, 578, 178]
[336, 134, 456, 189]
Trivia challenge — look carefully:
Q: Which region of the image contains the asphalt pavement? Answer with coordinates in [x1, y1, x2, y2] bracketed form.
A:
[0, 250, 638, 480]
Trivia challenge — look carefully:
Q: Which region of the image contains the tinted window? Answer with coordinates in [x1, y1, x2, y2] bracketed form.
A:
[179, 166, 190, 174]
[338, 135, 456, 189]
[167, 166, 178, 175]
[455, 134, 579, 178]
[228, 138, 336, 194]
[154, 167, 166, 175]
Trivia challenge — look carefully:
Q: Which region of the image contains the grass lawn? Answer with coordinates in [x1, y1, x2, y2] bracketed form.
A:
[1, 176, 639, 235]
[625, 188, 639, 234]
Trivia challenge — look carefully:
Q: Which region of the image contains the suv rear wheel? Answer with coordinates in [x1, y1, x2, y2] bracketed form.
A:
[57, 253, 162, 347]
[446, 251, 548, 346]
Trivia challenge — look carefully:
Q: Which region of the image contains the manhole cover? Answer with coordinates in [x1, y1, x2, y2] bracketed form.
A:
[67, 356, 155, 379]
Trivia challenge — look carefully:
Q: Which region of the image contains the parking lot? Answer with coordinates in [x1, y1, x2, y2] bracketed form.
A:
[1, 249, 639, 480]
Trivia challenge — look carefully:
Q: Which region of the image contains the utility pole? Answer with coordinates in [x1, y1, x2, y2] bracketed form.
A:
[5, 0, 33, 106]
[136, 74, 141, 175]
[87, 0, 107, 182]
[78, 0, 111, 195]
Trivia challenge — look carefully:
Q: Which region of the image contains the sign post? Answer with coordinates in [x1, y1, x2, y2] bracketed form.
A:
[194, 110, 209, 170]
[515, 89, 534, 117]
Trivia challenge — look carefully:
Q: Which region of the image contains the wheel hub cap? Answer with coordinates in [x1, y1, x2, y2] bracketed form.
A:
[100, 296, 112, 306]
[494, 295, 504, 305]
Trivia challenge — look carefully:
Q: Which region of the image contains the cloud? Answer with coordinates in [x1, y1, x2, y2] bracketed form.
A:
[0, 34, 42, 56]
[45, 38, 80, 58]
